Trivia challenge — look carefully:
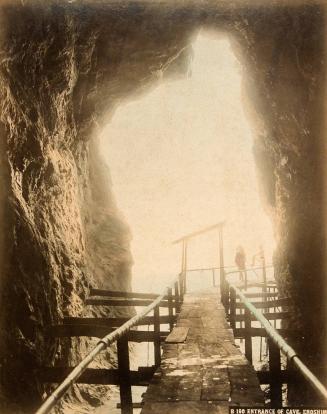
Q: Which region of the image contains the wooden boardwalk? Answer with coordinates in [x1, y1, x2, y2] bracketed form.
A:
[141, 290, 264, 414]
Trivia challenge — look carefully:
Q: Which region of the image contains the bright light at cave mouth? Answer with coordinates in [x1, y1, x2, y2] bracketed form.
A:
[100, 32, 275, 292]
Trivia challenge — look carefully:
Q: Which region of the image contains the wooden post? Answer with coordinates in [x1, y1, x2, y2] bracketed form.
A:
[212, 268, 216, 287]
[268, 337, 282, 406]
[262, 248, 267, 293]
[117, 336, 133, 414]
[218, 225, 227, 308]
[244, 308, 253, 364]
[179, 240, 185, 299]
[184, 240, 188, 294]
[168, 288, 174, 331]
[229, 287, 236, 329]
[174, 281, 180, 313]
[178, 272, 184, 302]
[153, 305, 161, 367]
[244, 269, 248, 291]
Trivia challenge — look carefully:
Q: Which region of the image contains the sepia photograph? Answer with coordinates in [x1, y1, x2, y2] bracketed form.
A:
[0, 0, 326, 413]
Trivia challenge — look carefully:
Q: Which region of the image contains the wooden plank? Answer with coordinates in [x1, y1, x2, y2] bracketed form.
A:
[201, 367, 230, 401]
[141, 291, 264, 412]
[165, 327, 189, 343]
[85, 298, 170, 307]
[236, 297, 290, 309]
[90, 288, 164, 300]
[235, 311, 290, 322]
[48, 324, 169, 342]
[39, 367, 154, 385]
[63, 315, 176, 327]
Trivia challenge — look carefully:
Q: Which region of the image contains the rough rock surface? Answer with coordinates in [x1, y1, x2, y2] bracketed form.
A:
[226, 5, 327, 402]
[0, 1, 326, 412]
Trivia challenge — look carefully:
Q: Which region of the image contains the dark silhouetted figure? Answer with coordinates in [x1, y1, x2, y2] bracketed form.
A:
[235, 245, 246, 282]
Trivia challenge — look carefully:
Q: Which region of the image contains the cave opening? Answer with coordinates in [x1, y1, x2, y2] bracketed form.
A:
[100, 31, 275, 293]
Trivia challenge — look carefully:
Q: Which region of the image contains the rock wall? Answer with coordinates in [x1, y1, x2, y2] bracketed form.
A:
[0, 1, 326, 412]
[219, 5, 327, 402]
[227, 6, 327, 398]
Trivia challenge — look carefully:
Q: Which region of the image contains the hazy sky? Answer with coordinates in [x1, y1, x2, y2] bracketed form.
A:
[100, 32, 275, 292]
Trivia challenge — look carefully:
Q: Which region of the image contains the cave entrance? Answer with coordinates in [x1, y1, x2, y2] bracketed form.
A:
[100, 31, 275, 293]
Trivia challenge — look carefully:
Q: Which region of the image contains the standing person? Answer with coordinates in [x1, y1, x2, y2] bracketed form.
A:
[235, 245, 246, 282]
[252, 245, 267, 287]
[252, 245, 264, 267]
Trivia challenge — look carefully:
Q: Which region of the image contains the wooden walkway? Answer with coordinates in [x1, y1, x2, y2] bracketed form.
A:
[141, 290, 264, 414]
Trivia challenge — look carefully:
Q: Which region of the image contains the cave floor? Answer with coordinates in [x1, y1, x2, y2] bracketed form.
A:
[141, 290, 264, 413]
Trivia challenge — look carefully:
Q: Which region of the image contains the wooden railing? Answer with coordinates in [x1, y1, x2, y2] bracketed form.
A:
[35, 275, 186, 414]
[35, 220, 327, 412]
[224, 269, 327, 405]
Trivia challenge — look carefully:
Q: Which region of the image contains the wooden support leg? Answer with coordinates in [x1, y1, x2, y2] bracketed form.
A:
[229, 287, 236, 330]
[222, 276, 229, 310]
[268, 338, 282, 406]
[168, 288, 174, 331]
[117, 336, 133, 414]
[244, 308, 253, 364]
[154, 305, 161, 367]
[179, 273, 184, 301]
[183, 271, 187, 294]
[174, 281, 180, 313]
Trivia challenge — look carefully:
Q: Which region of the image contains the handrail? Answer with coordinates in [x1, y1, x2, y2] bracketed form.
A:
[225, 265, 274, 275]
[172, 222, 224, 244]
[35, 277, 180, 414]
[229, 282, 327, 401]
[184, 264, 274, 273]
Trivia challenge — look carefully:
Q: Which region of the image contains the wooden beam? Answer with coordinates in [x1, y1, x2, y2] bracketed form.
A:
[48, 324, 169, 342]
[240, 282, 276, 290]
[235, 311, 290, 322]
[90, 288, 164, 300]
[172, 222, 224, 244]
[63, 315, 177, 327]
[243, 292, 278, 298]
[233, 327, 295, 338]
[38, 367, 155, 386]
[236, 297, 289, 309]
[85, 298, 170, 307]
